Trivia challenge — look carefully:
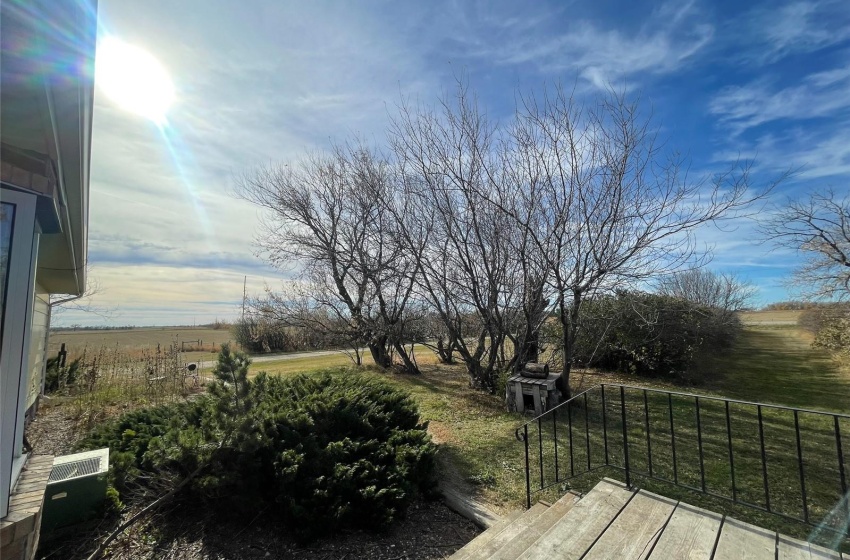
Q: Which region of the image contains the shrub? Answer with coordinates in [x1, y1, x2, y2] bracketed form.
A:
[801, 304, 850, 360]
[572, 290, 741, 379]
[44, 356, 82, 393]
[75, 401, 204, 494]
[79, 346, 436, 540]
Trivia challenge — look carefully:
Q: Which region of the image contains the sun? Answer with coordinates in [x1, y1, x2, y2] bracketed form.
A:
[96, 37, 175, 124]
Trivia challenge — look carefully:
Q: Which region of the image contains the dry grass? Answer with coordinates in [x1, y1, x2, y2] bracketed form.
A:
[251, 346, 439, 376]
[738, 310, 802, 325]
[48, 327, 237, 363]
[47, 327, 233, 356]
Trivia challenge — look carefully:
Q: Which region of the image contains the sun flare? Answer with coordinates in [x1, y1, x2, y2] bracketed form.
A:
[96, 37, 175, 124]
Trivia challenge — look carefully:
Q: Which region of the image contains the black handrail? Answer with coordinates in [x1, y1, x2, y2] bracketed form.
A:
[515, 383, 850, 538]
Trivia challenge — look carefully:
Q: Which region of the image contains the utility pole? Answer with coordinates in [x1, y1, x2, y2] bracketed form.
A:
[241, 276, 247, 321]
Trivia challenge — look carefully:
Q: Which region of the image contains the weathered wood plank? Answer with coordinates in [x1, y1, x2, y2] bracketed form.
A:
[490, 492, 580, 560]
[516, 478, 635, 560]
[464, 502, 549, 560]
[713, 517, 776, 560]
[582, 489, 677, 560]
[450, 511, 522, 560]
[777, 534, 842, 559]
[648, 502, 723, 559]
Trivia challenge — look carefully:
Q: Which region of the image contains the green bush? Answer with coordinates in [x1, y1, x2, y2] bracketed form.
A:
[572, 290, 741, 379]
[79, 346, 436, 540]
[44, 356, 82, 393]
[75, 401, 204, 494]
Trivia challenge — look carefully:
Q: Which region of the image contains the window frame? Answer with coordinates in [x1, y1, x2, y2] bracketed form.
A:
[0, 187, 38, 518]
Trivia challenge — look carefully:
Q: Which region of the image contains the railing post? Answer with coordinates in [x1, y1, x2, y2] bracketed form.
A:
[524, 424, 531, 509]
[568, 400, 574, 477]
[644, 390, 653, 478]
[725, 400, 737, 502]
[793, 410, 808, 522]
[584, 392, 591, 471]
[538, 417, 544, 490]
[553, 408, 559, 483]
[695, 397, 706, 493]
[834, 416, 847, 498]
[620, 385, 631, 488]
[669, 392, 678, 485]
[602, 384, 609, 465]
[757, 405, 771, 511]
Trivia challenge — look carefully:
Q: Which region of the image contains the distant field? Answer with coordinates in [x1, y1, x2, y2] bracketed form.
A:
[47, 326, 235, 362]
[737, 309, 802, 325]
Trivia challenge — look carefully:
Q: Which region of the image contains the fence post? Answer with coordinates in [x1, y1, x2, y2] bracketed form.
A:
[58, 343, 67, 367]
[620, 385, 631, 488]
[524, 425, 531, 509]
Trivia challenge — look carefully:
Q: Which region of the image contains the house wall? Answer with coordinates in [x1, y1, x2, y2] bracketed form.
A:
[26, 285, 49, 411]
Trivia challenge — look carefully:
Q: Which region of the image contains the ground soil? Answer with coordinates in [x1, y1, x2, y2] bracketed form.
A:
[39, 498, 481, 560]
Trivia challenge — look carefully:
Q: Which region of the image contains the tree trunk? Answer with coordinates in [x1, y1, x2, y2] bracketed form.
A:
[369, 336, 392, 368]
[392, 340, 421, 374]
[436, 336, 456, 364]
[557, 293, 580, 401]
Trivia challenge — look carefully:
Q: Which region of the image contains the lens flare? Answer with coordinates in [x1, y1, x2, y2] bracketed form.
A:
[96, 36, 174, 124]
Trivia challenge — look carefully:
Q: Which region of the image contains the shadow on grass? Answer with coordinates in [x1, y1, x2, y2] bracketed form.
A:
[704, 327, 850, 412]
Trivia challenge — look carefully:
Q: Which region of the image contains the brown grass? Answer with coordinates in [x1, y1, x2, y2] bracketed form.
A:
[738, 309, 802, 325]
[48, 327, 236, 363]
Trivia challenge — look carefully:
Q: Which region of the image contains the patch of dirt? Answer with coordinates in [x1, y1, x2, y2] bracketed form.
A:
[25, 397, 83, 456]
[426, 421, 456, 445]
[40, 496, 481, 560]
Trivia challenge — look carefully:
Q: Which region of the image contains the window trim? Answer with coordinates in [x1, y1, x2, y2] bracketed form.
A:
[0, 188, 37, 518]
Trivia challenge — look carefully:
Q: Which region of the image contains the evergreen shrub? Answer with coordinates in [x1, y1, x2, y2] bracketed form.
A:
[78, 345, 436, 539]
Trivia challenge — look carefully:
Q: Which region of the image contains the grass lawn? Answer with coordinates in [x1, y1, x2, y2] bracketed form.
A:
[706, 325, 850, 412]
[254, 322, 850, 552]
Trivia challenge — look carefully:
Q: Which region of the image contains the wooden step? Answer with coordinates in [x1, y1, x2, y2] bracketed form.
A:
[647, 501, 722, 559]
[461, 502, 550, 560]
[713, 517, 777, 560]
[489, 492, 581, 560]
[452, 477, 846, 560]
[449, 510, 523, 560]
[516, 478, 636, 560]
[581, 489, 677, 560]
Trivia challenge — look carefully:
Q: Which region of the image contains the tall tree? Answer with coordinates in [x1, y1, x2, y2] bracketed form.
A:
[656, 269, 756, 323]
[236, 144, 420, 373]
[388, 86, 525, 390]
[761, 189, 850, 300]
[499, 87, 779, 397]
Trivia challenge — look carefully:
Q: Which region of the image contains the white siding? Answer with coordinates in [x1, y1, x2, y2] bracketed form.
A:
[26, 284, 49, 410]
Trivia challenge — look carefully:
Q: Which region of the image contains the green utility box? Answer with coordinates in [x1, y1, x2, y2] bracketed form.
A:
[41, 448, 109, 536]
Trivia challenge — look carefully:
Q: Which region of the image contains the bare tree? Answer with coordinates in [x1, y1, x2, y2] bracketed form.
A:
[498, 87, 780, 398]
[236, 144, 420, 373]
[50, 267, 115, 321]
[761, 188, 850, 300]
[388, 86, 526, 391]
[656, 269, 756, 318]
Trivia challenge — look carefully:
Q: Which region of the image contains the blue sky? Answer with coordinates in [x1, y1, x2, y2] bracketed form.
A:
[59, 0, 850, 326]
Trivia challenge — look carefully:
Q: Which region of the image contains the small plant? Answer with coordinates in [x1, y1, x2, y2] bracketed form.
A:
[44, 356, 82, 393]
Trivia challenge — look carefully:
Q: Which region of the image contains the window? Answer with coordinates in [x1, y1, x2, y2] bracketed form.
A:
[0, 188, 38, 518]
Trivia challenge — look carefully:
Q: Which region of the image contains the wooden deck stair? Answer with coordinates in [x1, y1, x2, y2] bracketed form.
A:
[450, 479, 847, 559]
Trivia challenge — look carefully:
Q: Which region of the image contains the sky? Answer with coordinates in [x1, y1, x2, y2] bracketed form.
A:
[58, 0, 850, 326]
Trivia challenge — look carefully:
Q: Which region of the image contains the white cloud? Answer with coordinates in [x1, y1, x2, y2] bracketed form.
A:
[450, 0, 713, 89]
[54, 264, 277, 327]
[739, 0, 850, 64]
[709, 65, 850, 134]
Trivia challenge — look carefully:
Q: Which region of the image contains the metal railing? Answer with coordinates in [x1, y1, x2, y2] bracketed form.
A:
[515, 383, 850, 536]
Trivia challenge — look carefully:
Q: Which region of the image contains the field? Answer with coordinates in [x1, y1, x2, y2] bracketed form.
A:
[738, 309, 802, 326]
[48, 326, 236, 363]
